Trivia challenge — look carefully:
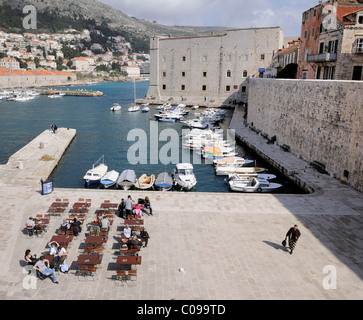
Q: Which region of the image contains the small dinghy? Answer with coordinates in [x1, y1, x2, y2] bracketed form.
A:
[154, 172, 173, 191]
[117, 170, 136, 190]
[135, 174, 155, 190]
[100, 170, 119, 188]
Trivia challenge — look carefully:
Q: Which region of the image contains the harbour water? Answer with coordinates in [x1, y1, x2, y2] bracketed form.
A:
[0, 81, 305, 193]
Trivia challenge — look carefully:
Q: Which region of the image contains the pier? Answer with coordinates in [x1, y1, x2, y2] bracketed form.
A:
[0, 123, 362, 300]
[37, 89, 104, 97]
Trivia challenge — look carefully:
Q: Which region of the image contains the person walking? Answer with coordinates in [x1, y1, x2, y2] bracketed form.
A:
[285, 225, 301, 255]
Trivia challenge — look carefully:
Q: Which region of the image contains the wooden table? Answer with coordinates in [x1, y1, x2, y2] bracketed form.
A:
[85, 236, 108, 245]
[124, 219, 144, 226]
[100, 203, 118, 209]
[50, 235, 73, 244]
[50, 202, 68, 208]
[116, 256, 142, 265]
[76, 254, 102, 266]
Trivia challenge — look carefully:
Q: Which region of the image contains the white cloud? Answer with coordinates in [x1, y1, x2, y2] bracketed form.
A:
[100, 0, 318, 36]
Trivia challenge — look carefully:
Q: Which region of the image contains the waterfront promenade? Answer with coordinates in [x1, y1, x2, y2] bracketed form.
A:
[0, 123, 362, 300]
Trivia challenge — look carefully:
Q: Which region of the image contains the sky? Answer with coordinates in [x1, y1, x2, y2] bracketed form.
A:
[100, 0, 320, 36]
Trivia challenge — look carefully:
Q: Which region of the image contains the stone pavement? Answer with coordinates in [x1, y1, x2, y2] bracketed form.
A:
[0, 122, 362, 300]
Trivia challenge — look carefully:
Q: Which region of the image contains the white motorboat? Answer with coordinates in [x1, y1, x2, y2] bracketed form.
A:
[172, 163, 197, 191]
[154, 172, 173, 191]
[156, 103, 171, 110]
[215, 166, 267, 176]
[201, 146, 239, 160]
[83, 156, 108, 186]
[229, 177, 282, 193]
[226, 173, 277, 182]
[213, 156, 254, 167]
[128, 105, 140, 112]
[182, 118, 209, 130]
[110, 103, 122, 111]
[117, 169, 136, 190]
[142, 106, 150, 113]
[192, 105, 199, 110]
[100, 170, 120, 188]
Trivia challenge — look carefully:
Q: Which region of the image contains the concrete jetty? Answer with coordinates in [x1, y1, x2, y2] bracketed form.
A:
[0, 127, 76, 188]
[0, 121, 362, 301]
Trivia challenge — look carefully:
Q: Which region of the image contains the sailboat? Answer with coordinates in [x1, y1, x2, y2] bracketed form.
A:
[128, 79, 140, 112]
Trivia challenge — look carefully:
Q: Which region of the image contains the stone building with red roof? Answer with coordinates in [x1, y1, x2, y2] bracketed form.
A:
[297, 0, 363, 80]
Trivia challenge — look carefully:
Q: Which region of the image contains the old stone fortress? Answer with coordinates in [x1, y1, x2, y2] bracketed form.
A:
[144, 0, 363, 194]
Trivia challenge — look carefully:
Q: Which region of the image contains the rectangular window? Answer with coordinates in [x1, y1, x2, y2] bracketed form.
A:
[319, 42, 324, 54]
[244, 54, 249, 61]
[162, 84, 166, 90]
[203, 55, 208, 62]
[226, 85, 231, 92]
[181, 85, 185, 91]
[227, 55, 232, 61]
[202, 85, 207, 91]
[162, 57, 166, 63]
[241, 86, 246, 93]
[203, 71, 207, 77]
[182, 56, 186, 61]
[358, 16, 363, 24]
[261, 54, 265, 60]
[311, 27, 315, 37]
[182, 72, 185, 77]
[304, 30, 308, 39]
[356, 39, 363, 53]
[162, 71, 166, 77]
[302, 70, 308, 80]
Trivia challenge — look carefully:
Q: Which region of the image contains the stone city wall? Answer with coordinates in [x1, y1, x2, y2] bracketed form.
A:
[0, 73, 77, 89]
[246, 78, 363, 192]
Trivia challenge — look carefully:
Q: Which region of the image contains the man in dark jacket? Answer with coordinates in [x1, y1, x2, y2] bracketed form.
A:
[286, 225, 301, 255]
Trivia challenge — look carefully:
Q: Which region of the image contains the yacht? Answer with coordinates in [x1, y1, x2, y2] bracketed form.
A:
[110, 103, 122, 111]
[83, 156, 108, 187]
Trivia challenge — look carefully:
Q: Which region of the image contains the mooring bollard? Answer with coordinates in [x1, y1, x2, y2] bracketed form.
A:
[39, 142, 44, 149]
[18, 161, 24, 170]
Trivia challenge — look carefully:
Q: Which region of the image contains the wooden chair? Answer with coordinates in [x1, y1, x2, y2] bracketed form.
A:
[114, 270, 127, 285]
[87, 265, 97, 279]
[127, 270, 137, 284]
[104, 200, 110, 203]
[58, 229, 66, 235]
[76, 265, 89, 277]
[66, 230, 73, 236]
[44, 214, 51, 221]
[56, 198, 62, 202]
[89, 231, 97, 236]
[36, 214, 43, 219]
[78, 198, 84, 202]
[83, 247, 93, 254]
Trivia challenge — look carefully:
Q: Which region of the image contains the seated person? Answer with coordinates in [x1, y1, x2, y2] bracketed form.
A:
[100, 216, 110, 231]
[25, 217, 36, 235]
[70, 218, 82, 235]
[33, 256, 58, 284]
[139, 227, 150, 248]
[48, 241, 59, 256]
[123, 224, 132, 239]
[127, 235, 143, 250]
[89, 220, 100, 236]
[56, 246, 67, 264]
[24, 249, 38, 266]
[60, 219, 70, 231]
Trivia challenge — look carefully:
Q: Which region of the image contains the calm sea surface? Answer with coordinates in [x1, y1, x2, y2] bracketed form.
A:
[0, 81, 305, 194]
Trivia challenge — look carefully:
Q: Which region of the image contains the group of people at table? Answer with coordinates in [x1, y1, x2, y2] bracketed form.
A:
[24, 195, 151, 283]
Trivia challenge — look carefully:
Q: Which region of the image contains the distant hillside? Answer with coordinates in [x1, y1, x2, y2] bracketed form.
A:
[0, 0, 230, 52]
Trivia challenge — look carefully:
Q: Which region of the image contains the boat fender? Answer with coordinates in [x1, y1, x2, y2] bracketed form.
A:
[257, 187, 262, 193]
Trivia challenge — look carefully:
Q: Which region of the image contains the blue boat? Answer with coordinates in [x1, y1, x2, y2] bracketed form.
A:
[154, 172, 173, 191]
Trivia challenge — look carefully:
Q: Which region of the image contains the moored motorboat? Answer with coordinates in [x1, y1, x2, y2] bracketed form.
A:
[229, 177, 282, 193]
[128, 105, 140, 112]
[142, 106, 150, 113]
[116, 170, 136, 190]
[83, 156, 108, 187]
[154, 172, 173, 191]
[100, 170, 120, 188]
[110, 103, 122, 111]
[172, 163, 197, 191]
[215, 166, 266, 176]
[135, 174, 155, 190]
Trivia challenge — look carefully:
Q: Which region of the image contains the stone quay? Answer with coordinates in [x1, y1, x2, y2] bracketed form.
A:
[0, 120, 362, 300]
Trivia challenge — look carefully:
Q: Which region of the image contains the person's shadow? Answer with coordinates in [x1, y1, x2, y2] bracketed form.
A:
[263, 240, 289, 252]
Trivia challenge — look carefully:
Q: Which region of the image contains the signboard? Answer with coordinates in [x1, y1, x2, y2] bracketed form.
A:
[41, 179, 54, 195]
